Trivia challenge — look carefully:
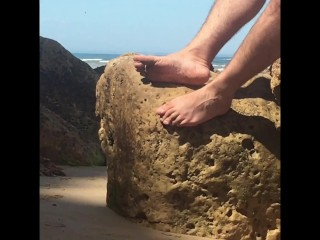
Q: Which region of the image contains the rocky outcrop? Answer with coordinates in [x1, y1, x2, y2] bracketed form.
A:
[40, 36, 104, 166]
[96, 55, 280, 240]
[94, 66, 106, 75]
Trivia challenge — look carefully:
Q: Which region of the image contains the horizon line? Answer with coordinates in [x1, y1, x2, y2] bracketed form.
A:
[72, 52, 234, 57]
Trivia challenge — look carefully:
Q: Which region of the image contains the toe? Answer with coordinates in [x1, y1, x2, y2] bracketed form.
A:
[161, 109, 178, 125]
[139, 71, 147, 77]
[134, 62, 146, 73]
[163, 113, 179, 125]
[171, 115, 183, 126]
[133, 55, 158, 66]
[178, 119, 188, 127]
[134, 62, 144, 69]
[179, 118, 198, 127]
[133, 54, 144, 62]
[156, 103, 173, 116]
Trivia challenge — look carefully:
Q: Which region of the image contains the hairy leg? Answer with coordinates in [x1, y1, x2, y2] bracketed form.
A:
[134, 0, 266, 85]
[157, 0, 280, 127]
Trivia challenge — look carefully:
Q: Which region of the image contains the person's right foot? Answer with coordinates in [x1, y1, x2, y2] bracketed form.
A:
[155, 78, 234, 127]
[133, 52, 212, 86]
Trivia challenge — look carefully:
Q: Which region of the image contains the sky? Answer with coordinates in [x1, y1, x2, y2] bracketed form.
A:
[40, 0, 269, 56]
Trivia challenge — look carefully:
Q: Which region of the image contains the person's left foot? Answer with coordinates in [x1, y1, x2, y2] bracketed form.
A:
[156, 80, 234, 127]
[133, 52, 212, 86]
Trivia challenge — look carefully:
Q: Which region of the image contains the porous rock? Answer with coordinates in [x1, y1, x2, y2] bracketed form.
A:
[96, 54, 280, 240]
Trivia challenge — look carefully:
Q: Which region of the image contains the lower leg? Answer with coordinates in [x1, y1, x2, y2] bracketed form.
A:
[184, 0, 267, 63]
[134, 0, 266, 85]
[157, 0, 280, 126]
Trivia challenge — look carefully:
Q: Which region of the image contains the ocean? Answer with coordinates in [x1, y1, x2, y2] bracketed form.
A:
[72, 53, 232, 72]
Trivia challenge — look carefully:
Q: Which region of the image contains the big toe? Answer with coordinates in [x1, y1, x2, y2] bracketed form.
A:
[156, 104, 170, 115]
[133, 55, 157, 65]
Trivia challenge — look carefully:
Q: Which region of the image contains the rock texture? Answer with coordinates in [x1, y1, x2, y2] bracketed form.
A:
[96, 55, 280, 240]
[40, 156, 66, 176]
[40, 36, 104, 166]
[269, 59, 281, 105]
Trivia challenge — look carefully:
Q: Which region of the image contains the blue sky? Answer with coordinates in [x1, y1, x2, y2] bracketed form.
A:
[40, 0, 269, 56]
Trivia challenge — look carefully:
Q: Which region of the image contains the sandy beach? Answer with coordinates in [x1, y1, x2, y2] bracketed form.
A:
[40, 166, 212, 240]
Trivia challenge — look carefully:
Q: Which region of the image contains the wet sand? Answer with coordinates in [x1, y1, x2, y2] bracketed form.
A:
[40, 166, 212, 240]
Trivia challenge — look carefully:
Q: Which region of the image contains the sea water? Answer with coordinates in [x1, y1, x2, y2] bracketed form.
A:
[73, 53, 232, 72]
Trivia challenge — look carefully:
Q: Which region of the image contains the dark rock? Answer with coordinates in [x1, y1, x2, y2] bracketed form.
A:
[40, 36, 105, 166]
[94, 66, 106, 75]
[40, 156, 65, 176]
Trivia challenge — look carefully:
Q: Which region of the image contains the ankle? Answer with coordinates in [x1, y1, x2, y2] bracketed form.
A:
[207, 77, 237, 100]
[178, 48, 213, 69]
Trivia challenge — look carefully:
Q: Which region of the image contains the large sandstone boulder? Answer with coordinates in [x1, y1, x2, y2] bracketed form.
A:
[40, 36, 104, 165]
[96, 54, 280, 240]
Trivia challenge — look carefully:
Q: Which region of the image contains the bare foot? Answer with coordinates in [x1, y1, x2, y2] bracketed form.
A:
[156, 80, 234, 127]
[133, 52, 212, 86]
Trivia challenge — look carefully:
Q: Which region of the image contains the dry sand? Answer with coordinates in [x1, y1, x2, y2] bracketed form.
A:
[40, 166, 213, 240]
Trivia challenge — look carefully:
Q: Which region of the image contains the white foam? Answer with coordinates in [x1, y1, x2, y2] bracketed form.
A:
[81, 58, 103, 61]
[99, 60, 109, 63]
